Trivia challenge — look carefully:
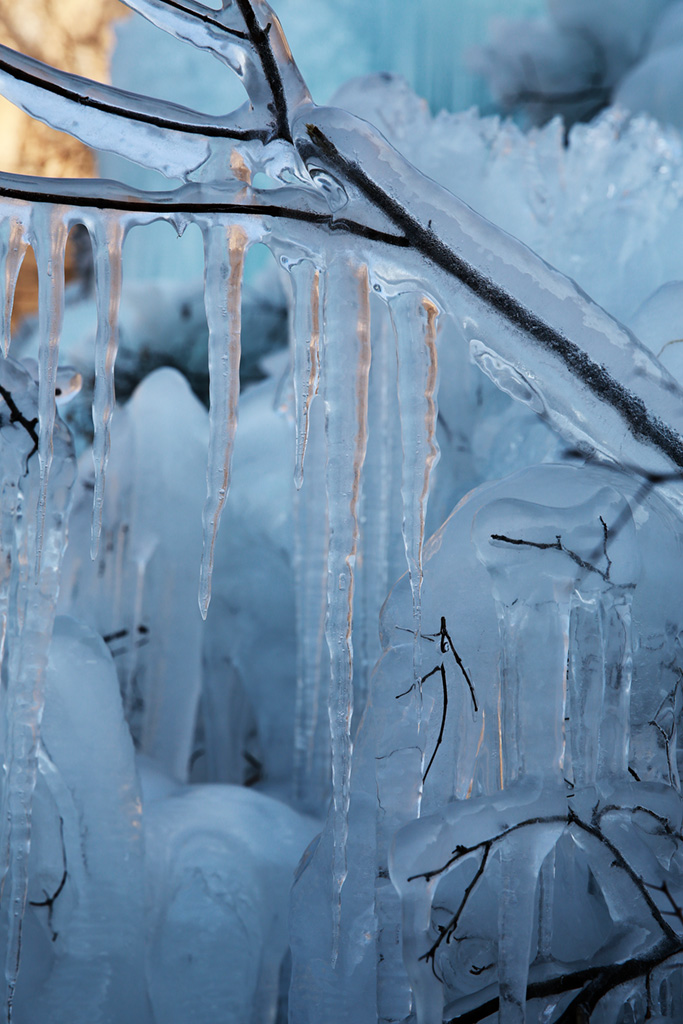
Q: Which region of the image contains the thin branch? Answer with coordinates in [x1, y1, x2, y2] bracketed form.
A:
[570, 807, 678, 944]
[28, 816, 67, 942]
[423, 663, 448, 783]
[552, 939, 680, 1024]
[395, 663, 448, 784]
[647, 881, 683, 929]
[439, 617, 478, 713]
[599, 515, 611, 580]
[420, 845, 490, 967]
[597, 803, 683, 845]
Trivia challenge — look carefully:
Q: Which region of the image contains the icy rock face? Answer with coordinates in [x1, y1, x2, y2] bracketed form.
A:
[15, 616, 148, 1024]
[142, 781, 318, 1024]
[58, 368, 208, 781]
[9, 612, 317, 1024]
[200, 356, 298, 792]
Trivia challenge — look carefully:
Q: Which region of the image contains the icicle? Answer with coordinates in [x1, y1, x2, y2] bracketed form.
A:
[388, 292, 440, 622]
[89, 215, 125, 559]
[321, 257, 371, 960]
[198, 222, 248, 619]
[289, 259, 321, 489]
[32, 207, 68, 569]
[0, 216, 27, 358]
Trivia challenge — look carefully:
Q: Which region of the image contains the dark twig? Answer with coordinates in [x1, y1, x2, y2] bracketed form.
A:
[646, 880, 683, 929]
[396, 663, 448, 784]
[407, 813, 567, 884]
[598, 515, 611, 580]
[396, 617, 476, 783]
[573, 807, 678, 943]
[438, 617, 478, 713]
[420, 845, 490, 968]
[29, 816, 67, 942]
[0, 385, 38, 462]
[422, 664, 447, 783]
[490, 531, 610, 582]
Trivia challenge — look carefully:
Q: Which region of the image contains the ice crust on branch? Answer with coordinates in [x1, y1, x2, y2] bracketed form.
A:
[1, 2, 683, 1023]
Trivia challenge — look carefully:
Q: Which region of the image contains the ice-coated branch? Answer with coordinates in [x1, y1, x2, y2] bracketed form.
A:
[120, 0, 309, 142]
[413, 803, 683, 1023]
[446, 940, 681, 1024]
[0, 45, 265, 180]
[0, 175, 408, 249]
[298, 121, 683, 478]
[489, 527, 612, 583]
[2, 0, 683, 497]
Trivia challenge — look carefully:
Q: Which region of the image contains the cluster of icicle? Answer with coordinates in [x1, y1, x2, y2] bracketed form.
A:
[2, 0, 683, 1017]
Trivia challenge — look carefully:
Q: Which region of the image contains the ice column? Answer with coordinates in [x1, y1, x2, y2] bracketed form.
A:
[0, 358, 75, 1020]
[565, 500, 639, 786]
[321, 256, 371, 956]
[472, 487, 635, 1024]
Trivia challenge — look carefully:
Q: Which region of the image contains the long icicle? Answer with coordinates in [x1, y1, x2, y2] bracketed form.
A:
[389, 292, 440, 622]
[354, 304, 399, 717]
[322, 257, 371, 962]
[32, 207, 67, 569]
[292, 265, 330, 812]
[89, 214, 125, 559]
[0, 215, 27, 357]
[199, 220, 248, 619]
[290, 259, 320, 490]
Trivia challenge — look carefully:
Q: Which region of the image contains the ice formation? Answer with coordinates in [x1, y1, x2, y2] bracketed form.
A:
[0, 1, 682, 1022]
[473, 0, 682, 128]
